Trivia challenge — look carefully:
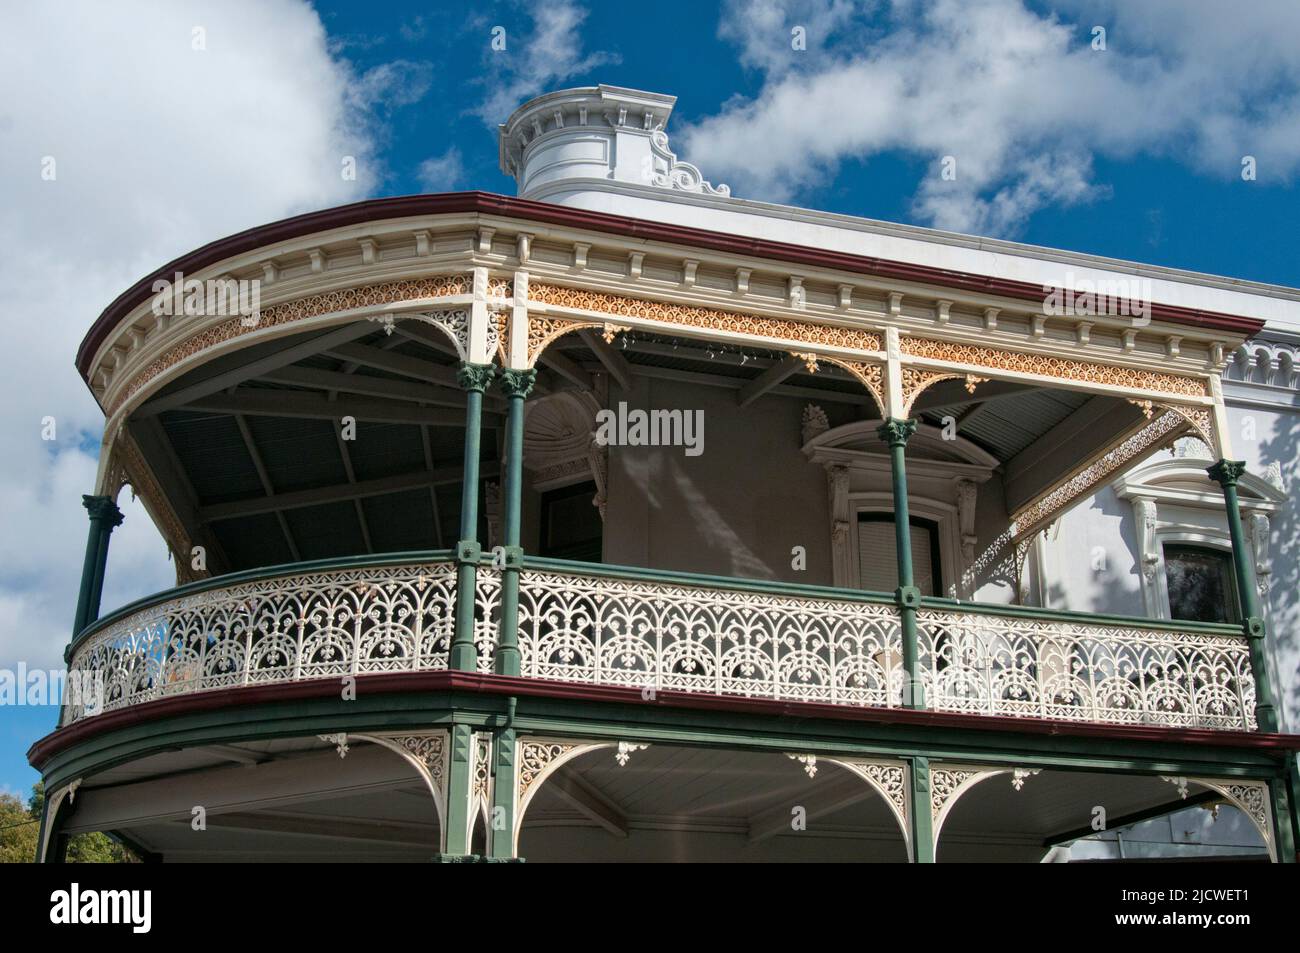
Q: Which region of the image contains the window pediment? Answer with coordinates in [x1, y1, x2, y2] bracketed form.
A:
[802, 419, 999, 471]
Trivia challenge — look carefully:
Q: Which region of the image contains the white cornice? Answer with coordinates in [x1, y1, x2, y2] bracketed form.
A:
[525, 177, 1300, 329]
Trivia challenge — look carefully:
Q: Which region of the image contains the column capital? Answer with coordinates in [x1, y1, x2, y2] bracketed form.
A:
[498, 367, 537, 400]
[456, 361, 496, 393]
[82, 494, 123, 528]
[876, 418, 917, 448]
[1206, 458, 1248, 488]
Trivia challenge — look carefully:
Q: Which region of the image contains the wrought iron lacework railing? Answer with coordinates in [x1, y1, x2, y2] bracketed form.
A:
[515, 567, 1254, 729]
[915, 608, 1255, 730]
[62, 559, 499, 725]
[62, 557, 1256, 731]
[516, 568, 902, 705]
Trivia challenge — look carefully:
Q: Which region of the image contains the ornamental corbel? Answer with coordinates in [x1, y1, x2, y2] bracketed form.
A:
[1010, 768, 1041, 791]
[792, 351, 820, 373]
[788, 753, 818, 778]
[1249, 512, 1271, 597]
[1161, 775, 1190, 799]
[1128, 398, 1155, 419]
[319, 733, 350, 758]
[801, 403, 829, 444]
[615, 742, 648, 766]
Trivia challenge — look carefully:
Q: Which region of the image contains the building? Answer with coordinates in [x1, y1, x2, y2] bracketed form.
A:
[30, 86, 1300, 862]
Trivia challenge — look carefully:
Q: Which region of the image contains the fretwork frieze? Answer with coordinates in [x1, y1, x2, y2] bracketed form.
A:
[106, 274, 473, 416]
[900, 336, 1207, 399]
[527, 283, 884, 357]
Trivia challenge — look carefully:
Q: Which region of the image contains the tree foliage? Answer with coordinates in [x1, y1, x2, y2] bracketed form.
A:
[0, 783, 138, 863]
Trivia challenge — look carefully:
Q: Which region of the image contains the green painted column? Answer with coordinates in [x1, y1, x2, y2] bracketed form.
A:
[1287, 753, 1300, 860]
[877, 419, 923, 709]
[1206, 460, 1279, 733]
[909, 755, 935, 863]
[449, 362, 494, 672]
[438, 722, 475, 859]
[72, 495, 123, 636]
[488, 726, 517, 860]
[1271, 775, 1297, 863]
[494, 368, 535, 678]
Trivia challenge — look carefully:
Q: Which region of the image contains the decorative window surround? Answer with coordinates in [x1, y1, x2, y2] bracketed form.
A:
[1113, 455, 1284, 621]
[803, 420, 995, 592]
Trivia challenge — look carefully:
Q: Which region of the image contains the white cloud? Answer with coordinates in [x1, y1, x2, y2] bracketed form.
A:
[473, 0, 619, 125]
[400, 16, 429, 43]
[0, 0, 420, 673]
[417, 148, 466, 192]
[682, 0, 1300, 235]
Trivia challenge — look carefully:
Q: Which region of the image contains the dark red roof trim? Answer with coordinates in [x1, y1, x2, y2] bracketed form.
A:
[78, 191, 1266, 378]
[28, 669, 1299, 769]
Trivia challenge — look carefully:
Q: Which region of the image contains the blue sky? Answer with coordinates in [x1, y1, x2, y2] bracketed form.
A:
[315, 0, 1300, 286]
[3, 0, 1300, 800]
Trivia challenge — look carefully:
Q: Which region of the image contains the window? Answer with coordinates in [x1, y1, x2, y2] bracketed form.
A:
[1164, 545, 1238, 624]
[857, 514, 942, 596]
[539, 481, 603, 561]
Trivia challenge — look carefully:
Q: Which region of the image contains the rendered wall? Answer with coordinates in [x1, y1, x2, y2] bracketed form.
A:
[601, 375, 834, 584]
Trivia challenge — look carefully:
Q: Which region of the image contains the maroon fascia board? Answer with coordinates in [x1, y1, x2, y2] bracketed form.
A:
[27, 669, 1300, 770]
[77, 190, 1266, 381]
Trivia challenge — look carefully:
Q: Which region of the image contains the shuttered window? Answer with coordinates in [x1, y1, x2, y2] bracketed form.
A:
[857, 515, 940, 596]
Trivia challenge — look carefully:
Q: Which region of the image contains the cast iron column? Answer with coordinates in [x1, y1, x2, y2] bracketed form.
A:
[72, 494, 123, 636]
[908, 755, 935, 863]
[1206, 460, 1279, 734]
[449, 362, 494, 672]
[494, 368, 535, 677]
[878, 418, 923, 709]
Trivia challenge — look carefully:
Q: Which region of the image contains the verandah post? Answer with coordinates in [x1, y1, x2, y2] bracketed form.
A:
[878, 418, 923, 709]
[908, 755, 935, 862]
[1206, 459, 1279, 734]
[72, 494, 123, 636]
[493, 367, 535, 677]
[449, 362, 494, 671]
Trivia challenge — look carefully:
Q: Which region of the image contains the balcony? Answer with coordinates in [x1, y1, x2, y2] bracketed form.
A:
[63, 553, 1256, 732]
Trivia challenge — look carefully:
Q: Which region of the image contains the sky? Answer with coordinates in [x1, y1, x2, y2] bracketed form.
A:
[2, 0, 1300, 799]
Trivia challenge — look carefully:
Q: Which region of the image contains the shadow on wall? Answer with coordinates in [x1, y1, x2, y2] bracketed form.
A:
[1255, 411, 1300, 724]
[1038, 490, 1145, 616]
[615, 442, 830, 583]
[1087, 489, 1147, 616]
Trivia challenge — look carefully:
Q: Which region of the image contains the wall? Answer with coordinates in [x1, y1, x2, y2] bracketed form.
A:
[601, 375, 834, 584]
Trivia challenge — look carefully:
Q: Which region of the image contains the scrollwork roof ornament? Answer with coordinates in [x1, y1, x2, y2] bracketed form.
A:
[648, 129, 730, 196]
